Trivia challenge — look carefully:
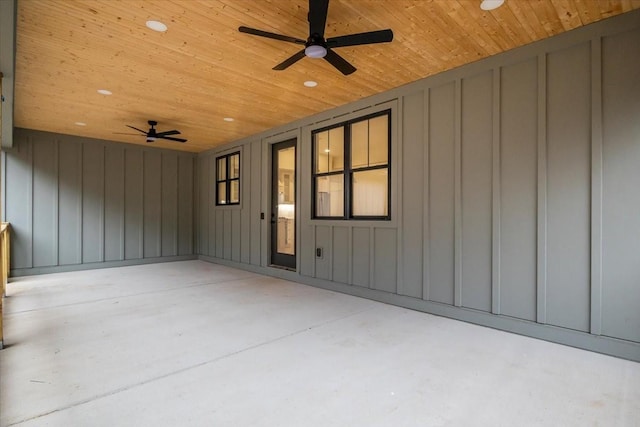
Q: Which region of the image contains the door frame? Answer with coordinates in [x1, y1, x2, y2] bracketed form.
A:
[269, 138, 297, 270]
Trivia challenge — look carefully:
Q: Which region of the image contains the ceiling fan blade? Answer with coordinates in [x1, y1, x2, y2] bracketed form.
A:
[324, 49, 356, 75]
[327, 29, 394, 48]
[159, 136, 187, 143]
[126, 125, 148, 134]
[113, 132, 142, 135]
[308, 0, 329, 37]
[273, 49, 307, 71]
[156, 130, 180, 137]
[238, 26, 305, 45]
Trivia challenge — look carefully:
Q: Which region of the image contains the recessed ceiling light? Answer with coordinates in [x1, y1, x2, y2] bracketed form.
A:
[75, 122, 87, 126]
[146, 20, 168, 32]
[480, 0, 505, 11]
[304, 80, 318, 87]
[97, 89, 112, 95]
[223, 117, 234, 122]
[324, 149, 331, 153]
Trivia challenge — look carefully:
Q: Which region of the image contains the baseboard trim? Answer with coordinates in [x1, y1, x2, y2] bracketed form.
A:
[10, 255, 198, 277]
[199, 255, 640, 362]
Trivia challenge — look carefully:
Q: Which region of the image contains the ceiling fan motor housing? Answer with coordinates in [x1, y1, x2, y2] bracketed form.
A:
[147, 120, 157, 142]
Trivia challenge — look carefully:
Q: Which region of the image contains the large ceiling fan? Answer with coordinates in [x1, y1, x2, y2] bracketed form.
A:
[118, 120, 187, 143]
[238, 0, 393, 75]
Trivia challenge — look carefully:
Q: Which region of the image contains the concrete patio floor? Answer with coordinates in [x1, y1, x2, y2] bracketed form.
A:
[1, 260, 638, 426]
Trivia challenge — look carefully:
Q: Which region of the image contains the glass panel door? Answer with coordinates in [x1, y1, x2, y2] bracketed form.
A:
[271, 139, 296, 269]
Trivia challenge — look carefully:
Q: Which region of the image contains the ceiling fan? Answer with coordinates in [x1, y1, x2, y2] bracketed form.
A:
[238, 0, 393, 75]
[118, 120, 187, 143]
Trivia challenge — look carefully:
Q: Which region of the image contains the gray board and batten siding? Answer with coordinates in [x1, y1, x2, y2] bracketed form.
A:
[3, 130, 197, 275]
[196, 10, 640, 362]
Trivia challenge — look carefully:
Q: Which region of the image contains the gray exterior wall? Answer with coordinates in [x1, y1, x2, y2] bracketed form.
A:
[3, 129, 196, 275]
[196, 10, 640, 361]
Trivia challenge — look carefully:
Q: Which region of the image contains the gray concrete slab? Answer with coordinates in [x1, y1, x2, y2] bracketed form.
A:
[1, 261, 638, 426]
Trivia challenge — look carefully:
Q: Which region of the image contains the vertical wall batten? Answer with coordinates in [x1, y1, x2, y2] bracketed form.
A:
[422, 89, 430, 301]
[454, 79, 463, 307]
[590, 37, 603, 336]
[491, 68, 501, 315]
[536, 54, 548, 324]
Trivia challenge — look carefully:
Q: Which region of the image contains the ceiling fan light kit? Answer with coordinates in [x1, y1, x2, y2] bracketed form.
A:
[238, 0, 393, 75]
[305, 45, 327, 58]
[480, 0, 505, 11]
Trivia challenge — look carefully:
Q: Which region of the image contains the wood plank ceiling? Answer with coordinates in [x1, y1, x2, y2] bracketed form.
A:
[14, 0, 640, 153]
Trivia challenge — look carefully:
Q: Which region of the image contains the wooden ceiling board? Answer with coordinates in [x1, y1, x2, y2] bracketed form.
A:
[14, 0, 640, 153]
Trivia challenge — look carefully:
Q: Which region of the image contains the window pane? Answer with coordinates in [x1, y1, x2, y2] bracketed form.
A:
[316, 175, 344, 217]
[352, 169, 388, 217]
[351, 120, 368, 168]
[229, 154, 240, 179]
[314, 131, 329, 173]
[328, 127, 344, 172]
[217, 182, 227, 204]
[369, 115, 388, 166]
[230, 180, 239, 203]
[277, 204, 295, 255]
[217, 157, 227, 181]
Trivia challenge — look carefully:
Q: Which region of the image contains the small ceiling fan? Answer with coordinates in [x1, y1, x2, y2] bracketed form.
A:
[238, 0, 393, 75]
[118, 120, 187, 143]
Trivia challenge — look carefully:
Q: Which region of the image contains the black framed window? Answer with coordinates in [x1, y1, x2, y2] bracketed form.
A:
[312, 110, 391, 220]
[216, 152, 240, 205]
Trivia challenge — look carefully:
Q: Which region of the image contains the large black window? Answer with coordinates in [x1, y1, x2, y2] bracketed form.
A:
[216, 152, 240, 205]
[312, 110, 390, 220]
